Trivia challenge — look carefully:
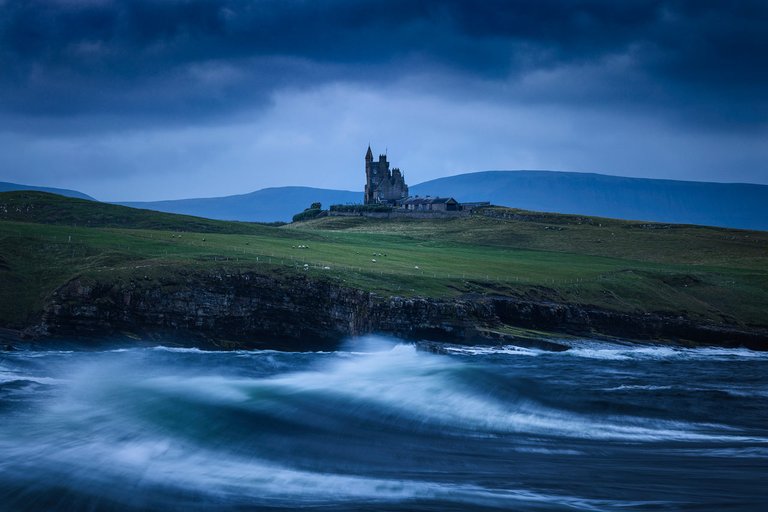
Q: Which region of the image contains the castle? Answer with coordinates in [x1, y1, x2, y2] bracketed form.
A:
[356, 146, 485, 214]
[364, 145, 408, 205]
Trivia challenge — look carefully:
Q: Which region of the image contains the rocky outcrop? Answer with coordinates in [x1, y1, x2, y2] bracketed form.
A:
[37, 269, 768, 350]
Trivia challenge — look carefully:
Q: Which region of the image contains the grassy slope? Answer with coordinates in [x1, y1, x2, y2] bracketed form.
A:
[1, 192, 767, 332]
[290, 213, 768, 325]
[0, 191, 283, 233]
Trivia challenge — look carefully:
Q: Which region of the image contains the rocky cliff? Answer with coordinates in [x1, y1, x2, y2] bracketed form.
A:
[33, 268, 768, 351]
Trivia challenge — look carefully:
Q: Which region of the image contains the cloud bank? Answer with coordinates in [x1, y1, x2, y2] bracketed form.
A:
[0, 0, 766, 200]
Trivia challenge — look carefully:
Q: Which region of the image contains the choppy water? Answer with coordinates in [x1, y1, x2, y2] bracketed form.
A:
[1, 336, 767, 511]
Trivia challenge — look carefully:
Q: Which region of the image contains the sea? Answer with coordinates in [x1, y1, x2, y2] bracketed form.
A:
[1, 336, 767, 511]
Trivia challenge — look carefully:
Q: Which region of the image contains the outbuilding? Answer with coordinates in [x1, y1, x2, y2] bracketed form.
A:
[403, 196, 460, 211]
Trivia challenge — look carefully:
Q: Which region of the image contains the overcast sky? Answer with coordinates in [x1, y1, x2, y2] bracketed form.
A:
[1, 0, 766, 201]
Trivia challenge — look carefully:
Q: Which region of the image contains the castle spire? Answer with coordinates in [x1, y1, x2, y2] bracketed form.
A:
[365, 144, 373, 161]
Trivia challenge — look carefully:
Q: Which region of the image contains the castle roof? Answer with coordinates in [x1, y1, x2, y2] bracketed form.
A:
[365, 145, 373, 159]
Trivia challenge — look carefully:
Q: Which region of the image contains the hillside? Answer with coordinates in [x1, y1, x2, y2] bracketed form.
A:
[0, 191, 279, 234]
[1, 193, 766, 347]
[114, 171, 768, 230]
[412, 171, 768, 231]
[117, 186, 360, 223]
[0, 181, 96, 201]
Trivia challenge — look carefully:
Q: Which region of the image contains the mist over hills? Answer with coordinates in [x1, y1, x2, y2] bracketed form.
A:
[4, 171, 767, 230]
[0, 181, 95, 201]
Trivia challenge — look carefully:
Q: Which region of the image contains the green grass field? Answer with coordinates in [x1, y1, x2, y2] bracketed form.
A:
[1, 191, 767, 331]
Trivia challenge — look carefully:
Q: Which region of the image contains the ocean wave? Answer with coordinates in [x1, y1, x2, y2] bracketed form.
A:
[2, 336, 767, 510]
[0, 434, 638, 511]
[71, 343, 760, 444]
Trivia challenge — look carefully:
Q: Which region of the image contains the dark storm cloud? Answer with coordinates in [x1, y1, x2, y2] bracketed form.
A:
[0, 0, 766, 128]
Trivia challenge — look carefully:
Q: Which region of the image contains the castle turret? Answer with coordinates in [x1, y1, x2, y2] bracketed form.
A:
[364, 145, 374, 204]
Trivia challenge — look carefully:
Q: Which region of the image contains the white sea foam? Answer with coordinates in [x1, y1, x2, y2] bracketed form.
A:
[604, 384, 675, 391]
[432, 341, 768, 362]
[442, 344, 543, 356]
[566, 344, 768, 361]
[667, 447, 768, 458]
[21, 350, 74, 358]
[0, 371, 61, 386]
[604, 383, 768, 398]
[722, 387, 768, 398]
[151, 346, 209, 354]
[514, 447, 584, 455]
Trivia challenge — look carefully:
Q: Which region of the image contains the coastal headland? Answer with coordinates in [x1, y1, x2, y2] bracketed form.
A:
[2, 191, 767, 350]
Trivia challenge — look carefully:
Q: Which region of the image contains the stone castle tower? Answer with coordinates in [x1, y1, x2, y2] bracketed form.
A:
[364, 145, 409, 205]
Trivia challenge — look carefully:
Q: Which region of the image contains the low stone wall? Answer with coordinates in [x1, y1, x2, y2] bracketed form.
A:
[329, 210, 471, 219]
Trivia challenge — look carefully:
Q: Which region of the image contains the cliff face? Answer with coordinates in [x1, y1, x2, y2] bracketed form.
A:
[39, 270, 502, 348]
[37, 269, 768, 350]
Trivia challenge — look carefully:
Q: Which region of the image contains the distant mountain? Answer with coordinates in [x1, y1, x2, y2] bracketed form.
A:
[114, 171, 768, 230]
[411, 171, 768, 231]
[118, 186, 360, 223]
[0, 181, 95, 201]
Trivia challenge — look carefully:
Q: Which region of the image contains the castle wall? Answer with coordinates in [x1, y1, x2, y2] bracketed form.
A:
[330, 210, 471, 219]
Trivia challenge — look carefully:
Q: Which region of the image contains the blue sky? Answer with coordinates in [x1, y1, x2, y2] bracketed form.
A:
[1, 0, 766, 201]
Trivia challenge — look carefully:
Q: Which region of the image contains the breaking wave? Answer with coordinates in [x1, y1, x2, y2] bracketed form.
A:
[1, 336, 766, 510]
